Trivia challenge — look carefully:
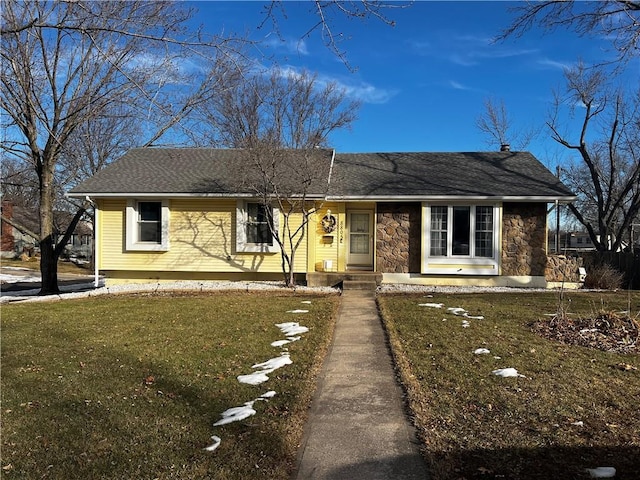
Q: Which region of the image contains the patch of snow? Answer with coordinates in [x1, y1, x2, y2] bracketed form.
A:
[418, 303, 444, 308]
[585, 467, 616, 478]
[260, 391, 276, 399]
[237, 371, 271, 385]
[462, 320, 470, 328]
[493, 356, 502, 360]
[571, 421, 584, 427]
[238, 353, 293, 385]
[492, 368, 526, 378]
[447, 306, 484, 320]
[275, 322, 309, 336]
[213, 401, 257, 426]
[271, 339, 291, 347]
[204, 435, 221, 452]
[0, 273, 42, 283]
[474, 348, 490, 355]
[301, 300, 312, 304]
[286, 309, 309, 314]
[252, 353, 292, 371]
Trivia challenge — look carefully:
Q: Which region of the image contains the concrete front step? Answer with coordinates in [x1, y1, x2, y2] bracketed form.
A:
[342, 279, 378, 291]
[306, 272, 383, 288]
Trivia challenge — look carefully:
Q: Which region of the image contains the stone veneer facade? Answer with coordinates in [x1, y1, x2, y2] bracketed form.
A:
[501, 202, 548, 276]
[376, 202, 550, 278]
[545, 255, 583, 282]
[376, 203, 422, 273]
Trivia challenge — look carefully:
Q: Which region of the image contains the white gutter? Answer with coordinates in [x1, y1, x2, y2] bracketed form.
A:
[69, 192, 576, 203]
[326, 195, 577, 203]
[67, 192, 328, 200]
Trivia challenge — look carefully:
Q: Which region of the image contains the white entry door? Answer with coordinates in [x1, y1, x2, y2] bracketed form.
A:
[347, 211, 374, 269]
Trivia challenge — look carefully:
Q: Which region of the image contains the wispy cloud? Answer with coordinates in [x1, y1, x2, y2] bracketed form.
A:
[411, 30, 538, 67]
[268, 64, 397, 104]
[262, 35, 309, 56]
[447, 80, 487, 94]
[449, 80, 471, 91]
[341, 81, 398, 104]
[536, 57, 574, 71]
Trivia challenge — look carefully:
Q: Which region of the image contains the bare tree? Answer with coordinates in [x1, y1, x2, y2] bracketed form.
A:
[1, 0, 402, 294]
[549, 63, 640, 251]
[199, 66, 360, 286]
[0, 0, 240, 294]
[476, 97, 539, 150]
[261, 1, 411, 69]
[498, 1, 640, 66]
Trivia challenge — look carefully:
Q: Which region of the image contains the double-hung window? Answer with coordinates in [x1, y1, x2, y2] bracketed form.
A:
[246, 203, 273, 245]
[126, 199, 169, 251]
[423, 204, 499, 274]
[236, 201, 280, 253]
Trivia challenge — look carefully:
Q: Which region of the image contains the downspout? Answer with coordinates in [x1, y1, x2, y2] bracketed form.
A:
[85, 196, 100, 288]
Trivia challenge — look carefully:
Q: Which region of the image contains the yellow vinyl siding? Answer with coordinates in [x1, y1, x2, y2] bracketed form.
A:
[96, 198, 307, 274]
[311, 202, 341, 271]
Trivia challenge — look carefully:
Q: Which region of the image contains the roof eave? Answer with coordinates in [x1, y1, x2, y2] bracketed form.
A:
[67, 192, 328, 200]
[326, 195, 577, 203]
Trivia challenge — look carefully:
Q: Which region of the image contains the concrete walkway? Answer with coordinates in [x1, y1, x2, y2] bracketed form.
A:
[293, 289, 428, 480]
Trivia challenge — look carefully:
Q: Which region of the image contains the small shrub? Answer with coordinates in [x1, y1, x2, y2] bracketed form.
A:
[584, 264, 624, 290]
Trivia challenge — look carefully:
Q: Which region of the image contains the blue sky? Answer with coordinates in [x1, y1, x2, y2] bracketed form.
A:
[191, 1, 637, 169]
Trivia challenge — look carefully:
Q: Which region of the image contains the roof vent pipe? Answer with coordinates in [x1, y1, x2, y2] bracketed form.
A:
[500, 143, 510, 152]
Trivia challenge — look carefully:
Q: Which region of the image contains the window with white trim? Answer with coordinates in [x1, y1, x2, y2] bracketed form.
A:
[423, 204, 500, 275]
[126, 199, 169, 251]
[236, 201, 280, 253]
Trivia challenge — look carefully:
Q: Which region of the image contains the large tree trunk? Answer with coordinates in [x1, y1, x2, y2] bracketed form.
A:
[39, 165, 60, 295]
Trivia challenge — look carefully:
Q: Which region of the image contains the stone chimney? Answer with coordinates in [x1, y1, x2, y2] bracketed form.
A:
[500, 143, 510, 152]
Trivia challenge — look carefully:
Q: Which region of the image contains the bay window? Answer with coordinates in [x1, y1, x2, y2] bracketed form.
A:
[423, 203, 499, 274]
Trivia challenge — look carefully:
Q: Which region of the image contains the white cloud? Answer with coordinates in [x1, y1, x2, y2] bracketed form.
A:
[449, 80, 471, 91]
[262, 35, 309, 56]
[268, 64, 397, 104]
[536, 57, 574, 71]
[412, 30, 538, 67]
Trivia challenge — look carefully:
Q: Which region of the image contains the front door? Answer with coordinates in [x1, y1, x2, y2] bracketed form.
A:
[347, 210, 374, 269]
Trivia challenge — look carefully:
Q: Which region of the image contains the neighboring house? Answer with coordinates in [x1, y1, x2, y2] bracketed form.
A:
[560, 231, 627, 253]
[1, 200, 38, 258]
[0, 200, 93, 259]
[67, 148, 576, 288]
[566, 231, 596, 251]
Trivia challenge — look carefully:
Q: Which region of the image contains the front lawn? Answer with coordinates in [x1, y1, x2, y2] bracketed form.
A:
[1, 291, 339, 479]
[379, 291, 640, 480]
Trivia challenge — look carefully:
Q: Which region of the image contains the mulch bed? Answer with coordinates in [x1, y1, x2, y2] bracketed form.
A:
[531, 310, 639, 356]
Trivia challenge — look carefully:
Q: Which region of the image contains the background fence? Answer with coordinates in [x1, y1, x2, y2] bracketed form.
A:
[581, 251, 640, 290]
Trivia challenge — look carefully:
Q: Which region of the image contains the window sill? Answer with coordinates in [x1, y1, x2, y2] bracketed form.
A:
[237, 244, 280, 254]
[126, 242, 169, 252]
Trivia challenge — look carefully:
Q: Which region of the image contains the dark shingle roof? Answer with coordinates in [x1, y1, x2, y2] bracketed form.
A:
[69, 148, 334, 197]
[329, 152, 575, 199]
[69, 148, 575, 200]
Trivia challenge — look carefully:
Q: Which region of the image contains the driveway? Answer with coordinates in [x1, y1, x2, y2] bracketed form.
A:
[0, 266, 96, 293]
